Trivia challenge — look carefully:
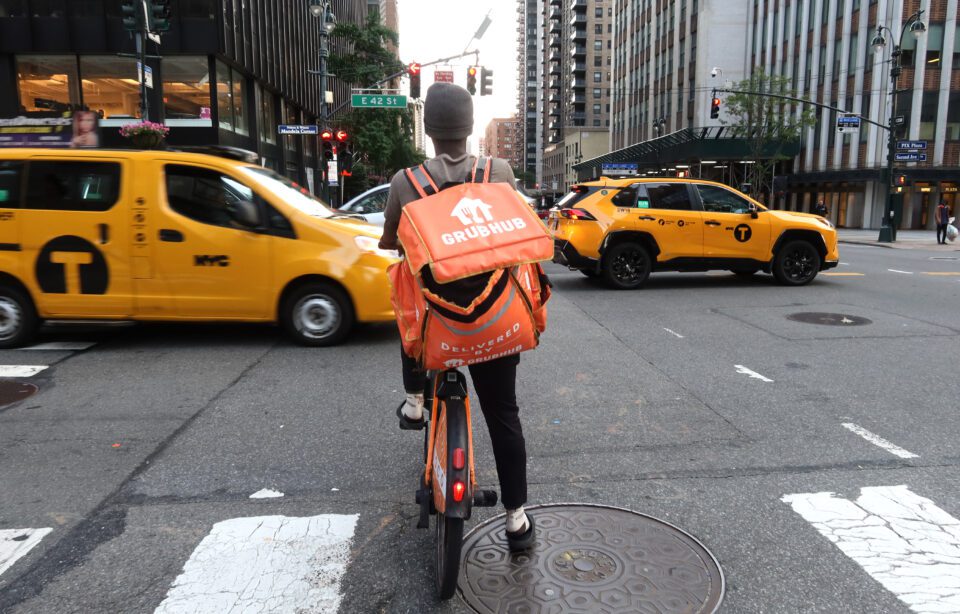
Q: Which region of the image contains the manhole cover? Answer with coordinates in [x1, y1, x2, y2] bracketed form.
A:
[0, 381, 38, 407]
[787, 312, 871, 326]
[458, 504, 724, 613]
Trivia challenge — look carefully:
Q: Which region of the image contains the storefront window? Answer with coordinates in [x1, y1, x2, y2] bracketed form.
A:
[918, 91, 938, 141]
[232, 70, 249, 135]
[163, 56, 212, 126]
[79, 56, 139, 125]
[216, 60, 233, 130]
[259, 84, 276, 144]
[16, 55, 80, 114]
[946, 92, 960, 141]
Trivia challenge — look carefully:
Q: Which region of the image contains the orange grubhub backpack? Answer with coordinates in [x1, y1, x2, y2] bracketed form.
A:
[388, 157, 553, 370]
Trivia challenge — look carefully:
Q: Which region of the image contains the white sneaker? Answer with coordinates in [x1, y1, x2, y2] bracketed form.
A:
[401, 393, 423, 421]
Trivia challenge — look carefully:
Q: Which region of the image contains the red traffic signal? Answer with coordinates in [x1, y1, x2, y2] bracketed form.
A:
[335, 129, 348, 142]
[408, 62, 421, 75]
[409, 62, 422, 99]
[710, 97, 721, 119]
[320, 128, 334, 141]
[466, 66, 477, 95]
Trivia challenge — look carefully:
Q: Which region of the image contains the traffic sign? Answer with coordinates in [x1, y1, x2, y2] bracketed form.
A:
[601, 162, 639, 176]
[897, 140, 927, 150]
[137, 62, 153, 89]
[836, 113, 860, 133]
[351, 94, 408, 108]
[893, 115, 906, 126]
[894, 152, 927, 162]
[278, 125, 319, 135]
[434, 71, 454, 83]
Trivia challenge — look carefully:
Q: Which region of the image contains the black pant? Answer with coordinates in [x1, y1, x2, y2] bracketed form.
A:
[937, 224, 947, 244]
[401, 348, 527, 510]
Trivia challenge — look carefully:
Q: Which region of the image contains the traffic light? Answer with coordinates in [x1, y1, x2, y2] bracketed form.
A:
[121, 0, 140, 32]
[893, 173, 909, 188]
[466, 67, 477, 95]
[408, 62, 421, 99]
[147, 0, 171, 33]
[480, 67, 493, 96]
[710, 96, 721, 119]
[335, 129, 352, 175]
[321, 128, 335, 160]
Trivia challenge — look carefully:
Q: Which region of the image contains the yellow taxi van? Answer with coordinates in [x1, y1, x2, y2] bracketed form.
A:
[550, 177, 839, 289]
[0, 147, 398, 348]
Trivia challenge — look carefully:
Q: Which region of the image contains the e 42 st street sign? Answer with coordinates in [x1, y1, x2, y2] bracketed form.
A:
[351, 94, 408, 109]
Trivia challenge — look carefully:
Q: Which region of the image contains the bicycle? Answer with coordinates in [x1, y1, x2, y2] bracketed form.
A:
[413, 368, 499, 600]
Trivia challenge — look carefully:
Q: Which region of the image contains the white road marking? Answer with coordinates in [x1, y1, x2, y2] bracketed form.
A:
[841, 423, 919, 459]
[663, 328, 684, 339]
[249, 488, 284, 499]
[783, 485, 960, 613]
[888, 269, 914, 274]
[734, 365, 773, 382]
[154, 514, 358, 614]
[0, 528, 52, 577]
[0, 365, 48, 378]
[21, 342, 96, 351]
[840, 262, 850, 265]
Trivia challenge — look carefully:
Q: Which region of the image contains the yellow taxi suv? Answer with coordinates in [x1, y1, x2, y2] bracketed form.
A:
[0, 147, 398, 348]
[550, 177, 838, 289]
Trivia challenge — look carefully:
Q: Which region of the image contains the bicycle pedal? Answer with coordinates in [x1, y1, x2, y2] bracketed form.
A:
[472, 490, 499, 507]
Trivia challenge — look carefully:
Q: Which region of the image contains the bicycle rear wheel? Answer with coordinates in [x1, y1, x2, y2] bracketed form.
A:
[435, 513, 464, 599]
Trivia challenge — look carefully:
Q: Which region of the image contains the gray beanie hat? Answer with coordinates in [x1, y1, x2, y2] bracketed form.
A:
[423, 82, 474, 140]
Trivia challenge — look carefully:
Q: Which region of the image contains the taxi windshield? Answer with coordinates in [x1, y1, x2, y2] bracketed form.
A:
[240, 166, 337, 218]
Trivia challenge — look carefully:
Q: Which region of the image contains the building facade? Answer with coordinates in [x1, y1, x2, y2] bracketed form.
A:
[517, 0, 542, 187]
[610, 0, 750, 150]
[0, 0, 371, 194]
[483, 116, 522, 169]
[749, 0, 960, 229]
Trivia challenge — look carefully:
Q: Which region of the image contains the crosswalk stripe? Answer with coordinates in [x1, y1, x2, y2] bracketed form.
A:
[154, 514, 358, 614]
[921, 272, 960, 276]
[0, 528, 52, 577]
[0, 366, 48, 378]
[20, 342, 97, 351]
[782, 485, 960, 613]
[822, 272, 865, 276]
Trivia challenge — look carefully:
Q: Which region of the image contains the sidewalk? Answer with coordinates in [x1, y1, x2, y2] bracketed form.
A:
[837, 229, 960, 250]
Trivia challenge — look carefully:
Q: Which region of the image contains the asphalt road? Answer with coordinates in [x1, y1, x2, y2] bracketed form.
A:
[1, 242, 959, 613]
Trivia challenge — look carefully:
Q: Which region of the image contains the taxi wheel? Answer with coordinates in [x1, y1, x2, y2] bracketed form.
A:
[0, 286, 39, 349]
[602, 243, 651, 290]
[773, 241, 821, 286]
[281, 283, 355, 347]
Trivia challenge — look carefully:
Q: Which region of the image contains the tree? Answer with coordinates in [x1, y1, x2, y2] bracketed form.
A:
[328, 14, 425, 198]
[721, 67, 817, 204]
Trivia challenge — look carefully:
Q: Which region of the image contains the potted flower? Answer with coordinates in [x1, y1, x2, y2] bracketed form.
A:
[120, 121, 170, 149]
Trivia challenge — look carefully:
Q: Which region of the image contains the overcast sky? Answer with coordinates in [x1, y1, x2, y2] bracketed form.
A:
[396, 0, 519, 154]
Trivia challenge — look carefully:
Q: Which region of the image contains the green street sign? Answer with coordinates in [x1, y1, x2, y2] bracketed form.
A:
[351, 94, 408, 109]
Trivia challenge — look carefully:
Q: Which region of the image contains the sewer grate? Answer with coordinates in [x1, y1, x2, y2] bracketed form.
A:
[458, 504, 724, 614]
[787, 312, 872, 326]
[0, 381, 38, 407]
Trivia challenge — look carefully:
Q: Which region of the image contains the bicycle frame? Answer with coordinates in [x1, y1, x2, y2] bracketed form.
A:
[423, 369, 477, 519]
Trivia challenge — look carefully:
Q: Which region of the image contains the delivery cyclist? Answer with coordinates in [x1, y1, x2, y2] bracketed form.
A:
[378, 82, 535, 551]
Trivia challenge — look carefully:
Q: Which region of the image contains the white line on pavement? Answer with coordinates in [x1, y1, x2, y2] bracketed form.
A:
[782, 485, 960, 613]
[888, 269, 914, 274]
[734, 365, 773, 382]
[0, 528, 52, 577]
[841, 423, 919, 459]
[663, 328, 684, 339]
[154, 514, 358, 614]
[21, 342, 96, 351]
[0, 365, 48, 378]
[249, 489, 284, 499]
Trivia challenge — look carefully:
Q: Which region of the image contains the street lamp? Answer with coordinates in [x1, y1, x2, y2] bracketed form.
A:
[309, 0, 337, 201]
[873, 9, 926, 242]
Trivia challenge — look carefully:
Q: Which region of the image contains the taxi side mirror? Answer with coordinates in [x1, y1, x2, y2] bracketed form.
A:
[748, 203, 759, 219]
[230, 200, 260, 228]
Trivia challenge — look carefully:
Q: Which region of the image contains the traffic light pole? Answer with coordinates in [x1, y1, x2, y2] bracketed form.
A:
[135, 29, 149, 122]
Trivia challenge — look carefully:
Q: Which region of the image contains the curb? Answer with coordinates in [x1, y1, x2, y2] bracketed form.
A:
[838, 239, 960, 251]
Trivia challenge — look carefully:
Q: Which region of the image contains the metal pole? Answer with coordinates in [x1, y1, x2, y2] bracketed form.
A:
[318, 6, 330, 202]
[136, 31, 148, 122]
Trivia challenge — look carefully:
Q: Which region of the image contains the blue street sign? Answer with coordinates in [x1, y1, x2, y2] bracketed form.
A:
[601, 162, 639, 176]
[894, 152, 927, 162]
[278, 125, 319, 135]
[897, 140, 927, 151]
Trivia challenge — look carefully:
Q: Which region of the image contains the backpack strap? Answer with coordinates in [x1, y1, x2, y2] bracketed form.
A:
[404, 164, 439, 198]
[469, 156, 493, 183]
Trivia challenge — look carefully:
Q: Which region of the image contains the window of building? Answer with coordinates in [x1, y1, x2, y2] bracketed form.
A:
[919, 90, 939, 141]
[180, 0, 215, 18]
[258, 85, 277, 144]
[594, 40, 602, 51]
[595, 24, 602, 34]
[593, 119, 601, 126]
[595, 7, 602, 17]
[163, 56, 213, 126]
[593, 103, 601, 113]
[946, 92, 960, 140]
[24, 161, 120, 211]
[28, 0, 66, 17]
[956, 24, 960, 64]
[77, 56, 139, 125]
[216, 60, 233, 130]
[594, 71, 602, 82]
[925, 23, 944, 65]
[16, 55, 80, 114]
[216, 61, 249, 134]
[595, 56, 602, 66]
[593, 87, 601, 97]
[165, 164, 259, 228]
[0, 1, 27, 17]
[900, 29, 917, 66]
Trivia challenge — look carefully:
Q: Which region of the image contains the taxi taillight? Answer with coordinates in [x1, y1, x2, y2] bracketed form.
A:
[559, 208, 596, 221]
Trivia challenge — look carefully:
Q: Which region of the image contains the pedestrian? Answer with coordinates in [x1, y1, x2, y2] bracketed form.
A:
[935, 199, 950, 244]
[813, 199, 828, 217]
